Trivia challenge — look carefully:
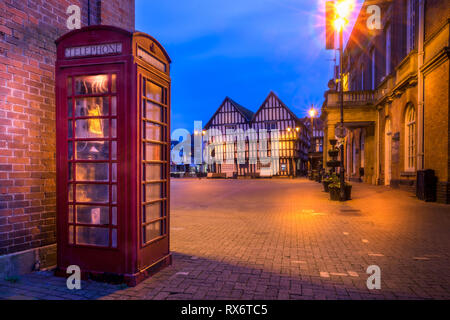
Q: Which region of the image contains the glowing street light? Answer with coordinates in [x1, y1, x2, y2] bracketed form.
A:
[335, 0, 353, 24]
[308, 107, 317, 119]
[332, 0, 354, 201]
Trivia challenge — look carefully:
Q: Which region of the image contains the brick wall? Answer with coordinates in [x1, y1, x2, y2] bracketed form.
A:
[0, 0, 134, 256]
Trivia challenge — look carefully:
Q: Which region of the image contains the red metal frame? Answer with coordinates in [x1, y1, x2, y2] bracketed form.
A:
[55, 26, 171, 286]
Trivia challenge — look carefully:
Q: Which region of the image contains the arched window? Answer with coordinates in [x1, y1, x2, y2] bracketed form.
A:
[405, 104, 416, 171]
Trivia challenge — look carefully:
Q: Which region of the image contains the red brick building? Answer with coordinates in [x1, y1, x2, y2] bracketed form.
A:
[0, 0, 134, 274]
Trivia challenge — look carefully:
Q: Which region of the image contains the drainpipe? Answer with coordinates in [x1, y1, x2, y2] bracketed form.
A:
[417, 0, 425, 170]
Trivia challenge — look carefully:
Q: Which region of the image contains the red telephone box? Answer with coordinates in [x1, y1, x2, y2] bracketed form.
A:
[55, 26, 171, 286]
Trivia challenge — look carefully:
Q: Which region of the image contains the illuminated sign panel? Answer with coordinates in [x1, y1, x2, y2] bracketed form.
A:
[137, 47, 166, 72]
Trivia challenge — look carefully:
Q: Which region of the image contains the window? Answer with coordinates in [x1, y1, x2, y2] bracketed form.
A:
[371, 48, 376, 90]
[360, 64, 364, 90]
[406, 0, 416, 53]
[405, 104, 416, 171]
[385, 25, 391, 76]
[266, 122, 277, 130]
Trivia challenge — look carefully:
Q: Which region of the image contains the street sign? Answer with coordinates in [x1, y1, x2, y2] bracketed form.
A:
[335, 124, 347, 139]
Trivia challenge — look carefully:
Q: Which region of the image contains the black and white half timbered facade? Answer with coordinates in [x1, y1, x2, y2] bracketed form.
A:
[204, 92, 310, 177]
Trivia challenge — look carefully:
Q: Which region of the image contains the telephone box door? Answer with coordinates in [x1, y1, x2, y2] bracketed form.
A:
[138, 68, 170, 270]
[57, 64, 126, 273]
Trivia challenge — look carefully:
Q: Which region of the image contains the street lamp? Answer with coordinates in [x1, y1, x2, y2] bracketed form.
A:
[333, 0, 353, 201]
[308, 107, 317, 179]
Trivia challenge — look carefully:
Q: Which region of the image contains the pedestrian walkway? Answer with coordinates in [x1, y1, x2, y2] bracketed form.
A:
[1, 179, 449, 300]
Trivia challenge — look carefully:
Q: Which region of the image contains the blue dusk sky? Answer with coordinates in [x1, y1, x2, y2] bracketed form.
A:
[136, 0, 362, 131]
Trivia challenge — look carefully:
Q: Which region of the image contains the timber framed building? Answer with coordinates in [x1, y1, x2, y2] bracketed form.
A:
[204, 92, 310, 177]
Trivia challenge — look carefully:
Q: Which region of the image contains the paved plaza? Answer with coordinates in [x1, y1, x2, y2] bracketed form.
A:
[0, 178, 449, 300]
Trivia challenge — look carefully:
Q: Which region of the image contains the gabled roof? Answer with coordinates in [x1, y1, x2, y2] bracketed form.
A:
[252, 91, 300, 122]
[228, 98, 254, 122]
[204, 97, 253, 129]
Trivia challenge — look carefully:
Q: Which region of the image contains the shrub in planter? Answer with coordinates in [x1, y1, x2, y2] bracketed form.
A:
[322, 174, 338, 192]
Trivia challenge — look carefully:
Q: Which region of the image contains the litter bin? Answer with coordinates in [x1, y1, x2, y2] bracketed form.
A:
[416, 169, 437, 202]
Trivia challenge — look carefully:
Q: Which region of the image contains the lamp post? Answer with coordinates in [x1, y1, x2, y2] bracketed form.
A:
[308, 107, 317, 179]
[333, 0, 352, 201]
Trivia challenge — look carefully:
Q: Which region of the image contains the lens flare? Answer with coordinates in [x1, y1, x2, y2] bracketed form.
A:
[335, 0, 355, 19]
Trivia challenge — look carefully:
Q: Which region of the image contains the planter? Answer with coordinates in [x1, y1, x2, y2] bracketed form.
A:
[328, 150, 339, 158]
[327, 160, 341, 168]
[329, 139, 337, 147]
[329, 187, 340, 201]
[329, 185, 352, 201]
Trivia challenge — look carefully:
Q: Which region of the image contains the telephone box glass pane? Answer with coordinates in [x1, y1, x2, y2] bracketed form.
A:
[75, 75, 109, 95]
[112, 141, 117, 160]
[68, 164, 73, 181]
[68, 99, 73, 117]
[111, 97, 117, 115]
[75, 119, 109, 138]
[69, 226, 74, 244]
[112, 207, 117, 225]
[76, 227, 109, 247]
[112, 229, 117, 248]
[76, 206, 109, 225]
[112, 185, 117, 204]
[69, 206, 74, 223]
[68, 121, 73, 138]
[111, 119, 117, 138]
[75, 97, 109, 117]
[68, 185, 73, 202]
[144, 123, 162, 141]
[144, 183, 162, 202]
[144, 101, 161, 121]
[76, 184, 109, 203]
[68, 142, 73, 160]
[75, 163, 109, 181]
[75, 142, 109, 160]
[144, 164, 162, 181]
[145, 81, 162, 102]
[144, 143, 161, 160]
[143, 202, 162, 222]
[144, 221, 162, 243]
[67, 77, 72, 96]
[112, 163, 117, 182]
[111, 74, 117, 93]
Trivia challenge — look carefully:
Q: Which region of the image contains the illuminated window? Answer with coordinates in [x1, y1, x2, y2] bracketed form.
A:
[405, 104, 416, 171]
[385, 24, 391, 76]
[406, 0, 416, 53]
[371, 48, 376, 90]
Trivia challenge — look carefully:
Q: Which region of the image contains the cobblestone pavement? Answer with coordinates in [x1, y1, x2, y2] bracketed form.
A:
[1, 178, 449, 300]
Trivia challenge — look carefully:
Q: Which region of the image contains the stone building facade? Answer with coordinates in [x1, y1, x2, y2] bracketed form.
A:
[321, 0, 450, 203]
[0, 0, 135, 274]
